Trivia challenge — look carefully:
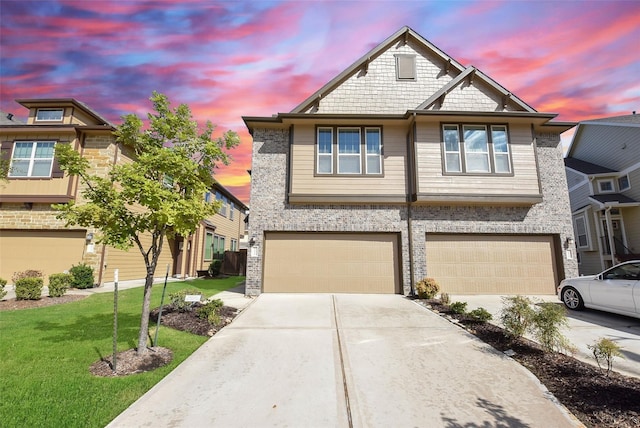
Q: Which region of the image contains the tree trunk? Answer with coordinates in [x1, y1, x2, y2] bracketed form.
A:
[136, 272, 155, 356]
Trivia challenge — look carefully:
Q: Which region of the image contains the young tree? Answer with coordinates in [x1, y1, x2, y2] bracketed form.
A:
[54, 92, 239, 355]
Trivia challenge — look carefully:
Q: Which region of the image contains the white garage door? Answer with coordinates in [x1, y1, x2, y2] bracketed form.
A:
[263, 232, 400, 293]
[0, 230, 86, 281]
[425, 234, 558, 294]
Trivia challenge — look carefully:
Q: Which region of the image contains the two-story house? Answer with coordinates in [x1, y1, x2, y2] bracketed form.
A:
[243, 26, 578, 296]
[0, 99, 247, 284]
[565, 114, 640, 275]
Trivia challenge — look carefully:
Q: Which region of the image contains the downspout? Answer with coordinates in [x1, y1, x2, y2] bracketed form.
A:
[407, 113, 417, 296]
[604, 205, 616, 264]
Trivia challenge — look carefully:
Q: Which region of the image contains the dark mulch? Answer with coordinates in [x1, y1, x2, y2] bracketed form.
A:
[420, 299, 640, 428]
[0, 294, 88, 310]
[90, 347, 174, 377]
[149, 303, 238, 337]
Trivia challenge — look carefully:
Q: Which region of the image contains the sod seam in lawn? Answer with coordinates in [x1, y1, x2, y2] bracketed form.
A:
[0, 276, 243, 428]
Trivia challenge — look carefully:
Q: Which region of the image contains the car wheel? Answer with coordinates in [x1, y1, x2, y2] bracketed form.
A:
[562, 287, 584, 310]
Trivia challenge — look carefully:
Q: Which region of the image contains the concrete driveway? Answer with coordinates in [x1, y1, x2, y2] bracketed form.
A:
[455, 294, 640, 379]
[108, 294, 579, 427]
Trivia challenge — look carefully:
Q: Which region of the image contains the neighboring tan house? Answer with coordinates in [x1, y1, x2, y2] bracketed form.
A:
[564, 113, 640, 275]
[243, 26, 578, 296]
[0, 98, 246, 284]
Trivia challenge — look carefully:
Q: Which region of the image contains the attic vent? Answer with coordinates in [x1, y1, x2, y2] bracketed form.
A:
[395, 55, 416, 81]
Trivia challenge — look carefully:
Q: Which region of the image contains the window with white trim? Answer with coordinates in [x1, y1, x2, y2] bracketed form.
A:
[316, 126, 383, 176]
[231, 239, 237, 251]
[9, 141, 56, 177]
[213, 234, 225, 259]
[230, 202, 235, 220]
[317, 128, 333, 174]
[618, 175, 630, 191]
[442, 124, 512, 174]
[204, 232, 214, 260]
[574, 215, 590, 249]
[338, 128, 361, 174]
[598, 179, 614, 193]
[36, 108, 63, 122]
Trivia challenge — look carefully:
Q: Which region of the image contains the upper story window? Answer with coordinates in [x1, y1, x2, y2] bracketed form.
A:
[230, 202, 235, 220]
[216, 191, 228, 217]
[618, 175, 630, 191]
[35, 108, 63, 122]
[9, 141, 56, 177]
[395, 55, 416, 81]
[316, 126, 382, 176]
[597, 179, 614, 193]
[442, 124, 511, 174]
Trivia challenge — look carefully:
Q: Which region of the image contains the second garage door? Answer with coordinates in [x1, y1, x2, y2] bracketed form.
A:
[425, 234, 558, 294]
[263, 232, 400, 293]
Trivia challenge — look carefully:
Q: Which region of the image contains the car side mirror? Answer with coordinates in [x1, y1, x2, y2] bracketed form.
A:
[595, 274, 602, 280]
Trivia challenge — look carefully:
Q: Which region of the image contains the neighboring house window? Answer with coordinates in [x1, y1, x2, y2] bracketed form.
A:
[618, 175, 630, 191]
[316, 126, 383, 176]
[230, 202, 235, 220]
[216, 192, 228, 217]
[598, 179, 614, 193]
[395, 55, 416, 81]
[204, 191, 212, 203]
[442, 124, 512, 174]
[36, 108, 63, 122]
[365, 128, 382, 174]
[338, 128, 361, 174]
[204, 232, 214, 261]
[162, 175, 174, 189]
[213, 234, 225, 259]
[317, 128, 333, 174]
[231, 239, 237, 251]
[9, 141, 55, 177]
[574, 215, 590, 249]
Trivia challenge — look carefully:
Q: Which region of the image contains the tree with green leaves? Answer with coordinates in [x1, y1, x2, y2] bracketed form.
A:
[54, 92, 239, 355]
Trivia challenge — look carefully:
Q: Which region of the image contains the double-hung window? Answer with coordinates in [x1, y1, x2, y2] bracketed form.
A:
[574, 215, 589, 249]
[316, 126, 382, 176]
[9, 141, 56, 177]
[442, 124, 511, 174]
[204, 232, 214, 260]
[338, 128, 361, 174]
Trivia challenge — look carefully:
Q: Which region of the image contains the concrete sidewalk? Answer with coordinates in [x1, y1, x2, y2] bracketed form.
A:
[452, 294, 640, 379]
[107, 294, 580, 427]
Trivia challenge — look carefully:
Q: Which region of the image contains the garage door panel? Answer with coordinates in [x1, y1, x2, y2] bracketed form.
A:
[264, 233, 399, 294]
[426, 234, 557, 294]
[0, 230, 86, 281]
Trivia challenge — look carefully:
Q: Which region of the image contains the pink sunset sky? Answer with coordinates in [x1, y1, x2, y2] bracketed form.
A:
[1, 0, 639, 204]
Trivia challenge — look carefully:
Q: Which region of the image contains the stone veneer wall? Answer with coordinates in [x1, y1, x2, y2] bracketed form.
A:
[247, 128, 578, 295]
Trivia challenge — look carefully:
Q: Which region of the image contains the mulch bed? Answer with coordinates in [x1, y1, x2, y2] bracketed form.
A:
[0, 294, 88, 310]
[149, 303, 238, 337]
[419, 298, 640, 428]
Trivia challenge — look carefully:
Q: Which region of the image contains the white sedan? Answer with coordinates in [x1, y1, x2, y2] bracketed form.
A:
[558, 260, 640, 318]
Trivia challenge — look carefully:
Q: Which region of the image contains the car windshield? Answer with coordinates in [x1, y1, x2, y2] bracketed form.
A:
[602, 263, 640, 280]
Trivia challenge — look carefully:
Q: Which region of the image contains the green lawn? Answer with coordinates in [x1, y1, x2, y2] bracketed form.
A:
[0, 276, 243, 428]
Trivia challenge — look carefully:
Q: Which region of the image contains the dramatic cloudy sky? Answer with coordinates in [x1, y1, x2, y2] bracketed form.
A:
[1, 1, 639, 204]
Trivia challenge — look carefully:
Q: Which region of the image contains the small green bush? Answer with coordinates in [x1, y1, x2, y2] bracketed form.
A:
[12, 269, 43, 283]
[208, 260, 222, 277]
[69, 263, 95, 289]
[169, 288, 202, 312]
[468, 307, 493, 322]
[0, 277, 7, 300]
[48, 273, 72, 297]
[588, 337, 623, 376]
[440, 292, 451, 305]
[415, 277, 440, 299]
[532, 303, 574, 354]
[196, 299, 224, 325]
[15, 277, 44, 300]
[500, 296, 536, 340]
[449, 301, 467, 314]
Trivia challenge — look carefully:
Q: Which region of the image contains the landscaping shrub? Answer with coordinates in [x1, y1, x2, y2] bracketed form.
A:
[500, 296, 535, 340]
[440, 292, 450, 305]
[532, 303, 574, 354]
[48, 273, 72, 297]
[15, 277, 44, 300]
[69, 263, 95, 289]
[208, 260, 222, 277]
[0, 277, 7, 300]
[196, 299, 224, 324]
[468, 307, 492, 322]
[588, 337, 623, 376]
[449, 301, 467, 314]
[415, 277, 440, 299]
[169, 288, 202, 312]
